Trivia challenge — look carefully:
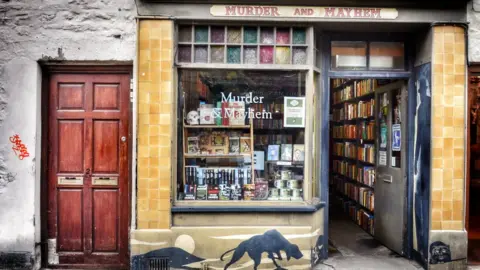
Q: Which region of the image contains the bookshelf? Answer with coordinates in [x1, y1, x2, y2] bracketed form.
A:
[330, 78, 377, 236]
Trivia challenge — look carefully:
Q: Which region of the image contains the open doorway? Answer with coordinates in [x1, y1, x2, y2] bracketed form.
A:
[327, 77, 415, 265]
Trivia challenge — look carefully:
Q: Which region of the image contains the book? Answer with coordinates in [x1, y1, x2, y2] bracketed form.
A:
[199, 104, 215, 124]
[196, 185, 208, 200]
[187, 137, 200, 154]
[267, 145, 280, 161]
[293, 144, 305, 162]
[221, 102, 229, 126]
[240, 137, 251, 153]
[281, 144, 293, 161]
[254, 180, 268, 200]
[228, 101, 246, 126]
[243, 184, 255, 200]
[229, 136, 240, 154]
[215, 101, 222, 126]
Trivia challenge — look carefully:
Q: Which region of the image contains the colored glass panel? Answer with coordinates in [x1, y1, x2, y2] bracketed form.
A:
[276, 28, 290, 44]
[244, 46, 257, 64]
[260, 46, 274, 64]
[227, 46, 241, 63]
[178, 45, 192, 62]
[194, 46, 208, 63]
[211, 46, 225, 63]
[275, 47, 290, 64]
[293, 47, 307, 64]
[293, 28, 306, 44]
[194, 26, 208, 43]
[244, 27, 258, 44]
[211, 26, 225, 43]
[178, 25, 192, 42]
[260, 28, 274, 44]
[227, 27, 241, 43]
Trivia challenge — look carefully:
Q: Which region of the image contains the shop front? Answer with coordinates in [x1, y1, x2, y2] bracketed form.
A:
[132, 1, 468, 269]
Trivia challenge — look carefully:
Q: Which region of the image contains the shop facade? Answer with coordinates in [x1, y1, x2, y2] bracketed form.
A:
[0, 0, 475, 270]
[131, 1, 469, 269]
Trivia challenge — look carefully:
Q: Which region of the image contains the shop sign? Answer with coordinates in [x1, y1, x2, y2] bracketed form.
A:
[210, 5, 398, 20]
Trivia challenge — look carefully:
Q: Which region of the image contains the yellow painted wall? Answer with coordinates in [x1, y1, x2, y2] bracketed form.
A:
[431, 25, 466, 231]
[137, 19, 174, 229]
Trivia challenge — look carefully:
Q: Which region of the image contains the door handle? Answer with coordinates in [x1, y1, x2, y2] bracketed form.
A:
[378, 173, 393, 183]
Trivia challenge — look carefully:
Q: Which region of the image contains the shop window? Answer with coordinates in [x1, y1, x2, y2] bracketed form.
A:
[178, 70, 306, 201]
[331, 41, 367, 70]
[369, 42, 404, 70]
[177, 25, 308, 65]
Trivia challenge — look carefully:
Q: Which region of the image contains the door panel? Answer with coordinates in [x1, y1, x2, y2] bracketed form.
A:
[93, 189, 119, 252]
[374, 81, 408, 255]
[48, 73, 130, 268]
[57, 189, 83, 252]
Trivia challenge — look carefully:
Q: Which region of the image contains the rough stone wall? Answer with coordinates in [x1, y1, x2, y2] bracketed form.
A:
[469, 0, 480, 63]
[0, 0, 136, 268]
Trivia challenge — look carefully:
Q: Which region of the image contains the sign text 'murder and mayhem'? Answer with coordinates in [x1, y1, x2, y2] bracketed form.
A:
[223, 6, 384, 19]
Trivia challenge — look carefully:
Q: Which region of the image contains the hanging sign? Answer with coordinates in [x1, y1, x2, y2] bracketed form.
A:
[284, 97, 306, 128]
[210, 5, 398, 20]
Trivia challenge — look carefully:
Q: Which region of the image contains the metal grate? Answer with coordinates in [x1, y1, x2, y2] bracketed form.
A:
[148, 257, 169, 270]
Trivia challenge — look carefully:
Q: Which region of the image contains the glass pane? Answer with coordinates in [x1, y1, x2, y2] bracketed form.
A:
[179, 25, 192, 42]
[244, 46, 257, 64]
[194, 26, 209, 43]
[178, 70, 306, 201]
[331, 41, 367, 70]
[369, 42, 405, 70]
[227, 46, 241, 63]
[211, 26, 225, 43]
[276, 28, 290, 45]
[227, 27, 241, 43]
[275, 46, 290, 64]
[178, 45, 192, 62]
[293, 28, 306, 44]
[260, 27, 274, 44]
[211, 46, 224, 63]
[194, 46, 208, 63]
[260, 46, 274, 64]
[293, 47, 307, 64]
[244, 27, 258, 44]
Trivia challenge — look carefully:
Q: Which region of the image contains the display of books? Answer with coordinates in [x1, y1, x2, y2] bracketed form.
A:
[267, 145, 280, 161]
[240, 137, 251, 153]
[228, 101, 246, 126]
[187, 137, 200, 154]
[200, 104, 215, 124]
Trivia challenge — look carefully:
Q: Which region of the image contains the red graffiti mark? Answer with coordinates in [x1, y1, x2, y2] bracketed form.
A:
[10, 134, 29, 160]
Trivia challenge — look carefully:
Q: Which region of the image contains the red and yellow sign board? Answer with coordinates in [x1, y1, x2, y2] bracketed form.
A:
[210, 5, 399, 19]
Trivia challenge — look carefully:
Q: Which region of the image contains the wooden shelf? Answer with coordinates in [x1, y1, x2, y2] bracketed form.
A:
[332, 155, 375, 166]
[332, 92, 375, 107]
[332, 172, 374, 189]
[184, 154, 251, 159]
[335, 191, 374, 214]
[184, 125, 250, 129]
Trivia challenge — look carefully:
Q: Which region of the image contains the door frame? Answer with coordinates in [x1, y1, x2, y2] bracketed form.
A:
[40, 63, 133, 269]
[319, 31, 414, 260]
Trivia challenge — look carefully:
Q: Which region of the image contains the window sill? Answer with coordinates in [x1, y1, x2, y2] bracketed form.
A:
[171, 200, 325, 213]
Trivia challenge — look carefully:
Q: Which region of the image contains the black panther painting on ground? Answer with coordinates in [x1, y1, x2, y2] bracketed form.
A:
[429, 241, 452, 264]
[220, 229, 303, 270]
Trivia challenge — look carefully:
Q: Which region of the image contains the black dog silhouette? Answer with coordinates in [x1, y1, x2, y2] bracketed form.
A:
[220, 229, 303, 270]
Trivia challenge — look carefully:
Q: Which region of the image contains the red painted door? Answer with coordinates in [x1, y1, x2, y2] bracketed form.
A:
[47, 73, 130, 268]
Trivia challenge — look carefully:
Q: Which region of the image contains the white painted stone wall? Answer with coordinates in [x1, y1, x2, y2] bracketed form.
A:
[0, 0, 136, 268]
[469, 0, 480, 63]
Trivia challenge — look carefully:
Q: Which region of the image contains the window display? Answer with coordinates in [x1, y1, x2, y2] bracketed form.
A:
[177, 70, 306, 201]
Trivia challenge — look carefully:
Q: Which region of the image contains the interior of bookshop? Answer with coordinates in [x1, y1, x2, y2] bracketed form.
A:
[329, 77, 405, 237]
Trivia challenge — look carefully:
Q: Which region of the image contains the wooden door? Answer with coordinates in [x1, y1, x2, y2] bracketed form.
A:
[47, 73, 130, 268]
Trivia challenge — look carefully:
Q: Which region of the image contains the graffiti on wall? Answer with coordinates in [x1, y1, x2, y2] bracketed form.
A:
[220, 229, 303, 270]
[9, 134, 29, 160]
[131, 229, 320, 270]
[429, 241, 452, 264]
[412, 63, 431, 262]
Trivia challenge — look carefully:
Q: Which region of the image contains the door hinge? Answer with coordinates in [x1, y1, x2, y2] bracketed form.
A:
[130, 78, 134, 102]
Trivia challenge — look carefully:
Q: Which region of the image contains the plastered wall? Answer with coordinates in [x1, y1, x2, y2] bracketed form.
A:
[136, 20, 174, 229]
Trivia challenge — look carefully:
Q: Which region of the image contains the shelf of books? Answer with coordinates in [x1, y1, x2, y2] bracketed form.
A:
[330, 78, 377, 236]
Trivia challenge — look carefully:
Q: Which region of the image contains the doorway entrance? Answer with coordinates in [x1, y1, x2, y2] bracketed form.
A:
[44, 71, 131, 269]
[328, 77, 410, 261]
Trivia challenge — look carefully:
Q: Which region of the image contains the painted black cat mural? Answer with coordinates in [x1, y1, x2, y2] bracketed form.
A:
[429, 241, 452, 264]
[220, 229, 303, 270]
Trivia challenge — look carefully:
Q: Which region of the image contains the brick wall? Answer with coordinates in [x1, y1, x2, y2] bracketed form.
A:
[137, 20, 174, 229]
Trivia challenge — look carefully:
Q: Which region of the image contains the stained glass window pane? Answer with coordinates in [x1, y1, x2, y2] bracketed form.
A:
[211, 46, 225, 63]
[178, 45, 192, 62]
[293, 47, 307, 64]
[292, 28, 306, 44]
[276, 28, 290, 45]
[227, 27, 241, 43]
[276, 47, 290, 64]
[194, 46, 208, 63]
[244, 46, 257, 64]
[227, 46, 241, 63]
[260, 46, 274, 64]
[244, 27, 258, 44]
[179, 25, 192, 43]
[260, 28, 274, 44]
[211, 26, 225, 43]
[194, 26, 209, 43]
